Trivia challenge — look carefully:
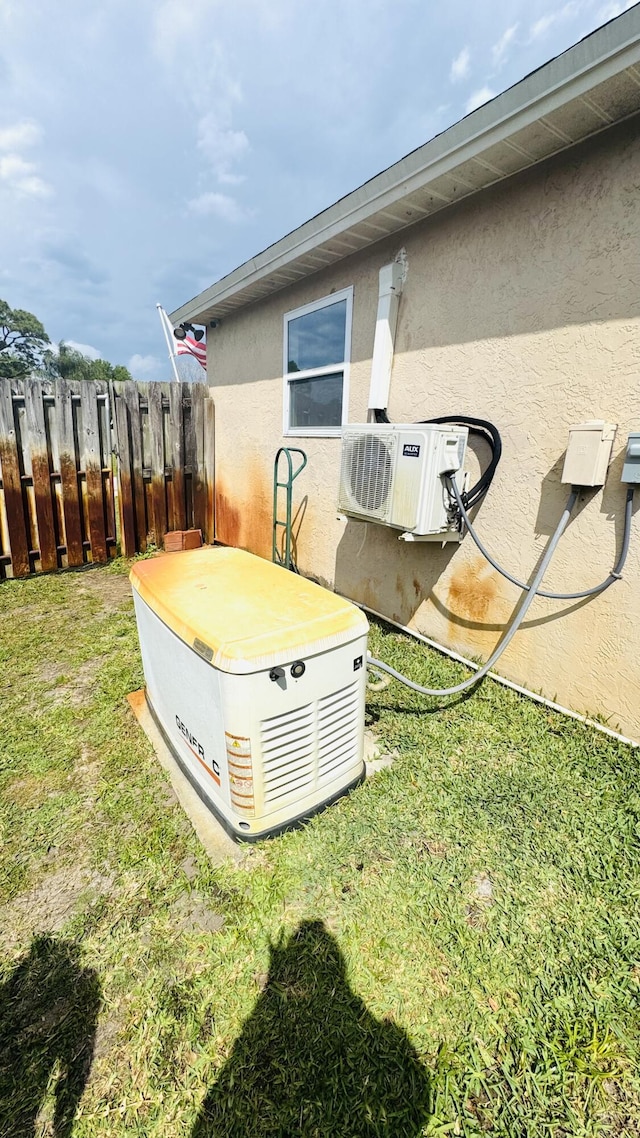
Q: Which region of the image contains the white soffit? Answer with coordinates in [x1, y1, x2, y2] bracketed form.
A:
[171, 7, 640, 326]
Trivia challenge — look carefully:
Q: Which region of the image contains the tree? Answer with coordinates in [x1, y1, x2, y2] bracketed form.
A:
[42, 342, 133, 384]
[0, 299, 50, 378]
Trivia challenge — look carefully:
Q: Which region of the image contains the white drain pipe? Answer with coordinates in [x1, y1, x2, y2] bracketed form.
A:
[367, 260, 405, 414]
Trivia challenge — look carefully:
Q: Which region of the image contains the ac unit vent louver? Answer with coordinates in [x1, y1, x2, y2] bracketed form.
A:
[340, 432, 395, 519]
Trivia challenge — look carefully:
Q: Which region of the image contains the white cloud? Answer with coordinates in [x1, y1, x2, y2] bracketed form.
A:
[128, 353, 160, 376]
[529, 2, 578, 40]
[530, 13, 555, 38]
[465, 87, 497, 114]
[64, 340, 102, 359]
[153, 1, 250, 197]
[0, 118, 51, 197]
[597, 0, 636, 19]
[0, 120, 41, 150]
[492, 24, 518, 66]
[218, 171, 246, 187]
[450, 46, 470, 83]
[187, 191, 251, 222]
[152, 0, 208, 66]
[0, 153, 51, 197]
[196, 113, 249, 182]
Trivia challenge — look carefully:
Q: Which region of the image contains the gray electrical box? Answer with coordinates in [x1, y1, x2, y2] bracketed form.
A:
[622, 433, 640, 483]
[561, 421, 617, 487]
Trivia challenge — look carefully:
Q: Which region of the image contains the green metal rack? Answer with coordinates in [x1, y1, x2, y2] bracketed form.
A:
[272, 447, 307, 570]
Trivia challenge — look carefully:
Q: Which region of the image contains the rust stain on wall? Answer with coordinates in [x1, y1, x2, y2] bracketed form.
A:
[446, 559, 498, 626]
[395, 572, 407, 604]
[346, 576, 377, 612]
[215, 458, 273, 559]
[215, 481, 242, 548]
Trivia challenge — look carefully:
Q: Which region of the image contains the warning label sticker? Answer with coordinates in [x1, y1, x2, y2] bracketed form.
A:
[225, 732, 251, 759]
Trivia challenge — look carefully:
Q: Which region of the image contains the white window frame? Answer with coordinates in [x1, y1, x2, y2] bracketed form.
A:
[282, 286, 353, 438]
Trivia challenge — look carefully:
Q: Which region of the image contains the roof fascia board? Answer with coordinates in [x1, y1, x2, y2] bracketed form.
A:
[171, 12, 640, 325]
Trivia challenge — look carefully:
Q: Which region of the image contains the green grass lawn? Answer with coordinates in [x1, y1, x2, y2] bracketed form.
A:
[1, 559, 640, 1136]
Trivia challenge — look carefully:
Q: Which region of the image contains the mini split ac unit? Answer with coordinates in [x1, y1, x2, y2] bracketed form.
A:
[130, 548, 369, 841]
[338, 424, 468, 539]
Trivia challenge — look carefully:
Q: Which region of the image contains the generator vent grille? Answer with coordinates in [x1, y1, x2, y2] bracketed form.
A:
[260, 703, 315, 805]
[259, 680, 361, 808]
[317, 681, 360, 785]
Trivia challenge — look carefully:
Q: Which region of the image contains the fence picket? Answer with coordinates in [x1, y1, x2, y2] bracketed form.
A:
[168, 383, 186, 532]
[79, 381, 108, 563]
[57, 378, 85, 567]
[0, 379, 30, 577]
[114, 390, 136, 557]
[24, 377, 58, 571]
[122, 381, 147, 553]
[148, 382, 167, 544]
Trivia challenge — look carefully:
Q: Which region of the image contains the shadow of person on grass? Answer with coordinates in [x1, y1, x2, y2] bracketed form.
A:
[192, 919, 431, 1137]
[0, 934, 101, 1137]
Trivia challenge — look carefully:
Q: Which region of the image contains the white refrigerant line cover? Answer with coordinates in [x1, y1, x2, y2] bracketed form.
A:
[130, 547, 369, 840]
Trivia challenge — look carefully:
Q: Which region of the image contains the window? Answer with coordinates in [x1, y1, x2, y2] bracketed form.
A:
[283, 287, 353, 436]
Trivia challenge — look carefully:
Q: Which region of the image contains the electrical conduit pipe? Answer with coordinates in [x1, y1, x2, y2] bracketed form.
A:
[367, 490, 578, 697]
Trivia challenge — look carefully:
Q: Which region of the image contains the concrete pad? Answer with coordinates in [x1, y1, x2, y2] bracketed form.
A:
[127, 690, 246, 866]
[364, 728, 398, 777]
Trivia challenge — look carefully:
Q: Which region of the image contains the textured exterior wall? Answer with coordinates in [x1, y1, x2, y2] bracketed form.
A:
[207, 119, 640, 739]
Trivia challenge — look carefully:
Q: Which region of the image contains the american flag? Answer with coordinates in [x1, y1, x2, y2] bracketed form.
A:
[175, 333, 207, 369]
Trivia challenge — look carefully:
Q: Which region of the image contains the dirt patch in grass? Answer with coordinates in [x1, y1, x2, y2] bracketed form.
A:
[75, 569, 132, 613]
[5, 770, 68, 809]
[92, 1011, 125, 1062]
[1, 866, 113, 945]
[37, 655, 109, 709]
[5, 746, 102, 813]
[168, 893, 226, 934]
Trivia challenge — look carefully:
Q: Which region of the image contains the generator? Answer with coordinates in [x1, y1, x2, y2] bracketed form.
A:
[130, 547, 369, 840]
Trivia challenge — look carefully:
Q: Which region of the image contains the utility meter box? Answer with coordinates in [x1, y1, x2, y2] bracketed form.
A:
[561, 421, 617, 487]
[130, 548, 369, 841]
[622, 433, 640, 484]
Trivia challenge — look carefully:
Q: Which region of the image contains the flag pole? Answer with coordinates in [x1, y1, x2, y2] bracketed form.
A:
[156, 303, 181, 383]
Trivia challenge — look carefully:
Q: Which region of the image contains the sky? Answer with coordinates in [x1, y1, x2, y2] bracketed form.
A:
[0, 0, 636, 381]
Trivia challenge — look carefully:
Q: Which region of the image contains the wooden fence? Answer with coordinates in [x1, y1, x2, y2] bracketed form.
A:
[111, 381, 213, 557]
[0, 377, 116, 579]
[0, 377, 213, 579]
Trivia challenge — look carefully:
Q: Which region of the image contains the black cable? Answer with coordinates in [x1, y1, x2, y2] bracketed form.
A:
[421, 415, 502, 511]
[371, 409, 501, 513]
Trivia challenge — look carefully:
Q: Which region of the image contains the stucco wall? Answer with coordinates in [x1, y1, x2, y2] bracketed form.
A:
[207, 118, 640, 739]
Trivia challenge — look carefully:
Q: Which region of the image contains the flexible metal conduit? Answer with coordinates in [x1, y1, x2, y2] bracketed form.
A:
[447, 475, 635, 600]
[367, 490, 577, 697]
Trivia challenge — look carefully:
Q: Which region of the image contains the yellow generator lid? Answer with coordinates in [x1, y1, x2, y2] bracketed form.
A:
[130, 547, 368, 674]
